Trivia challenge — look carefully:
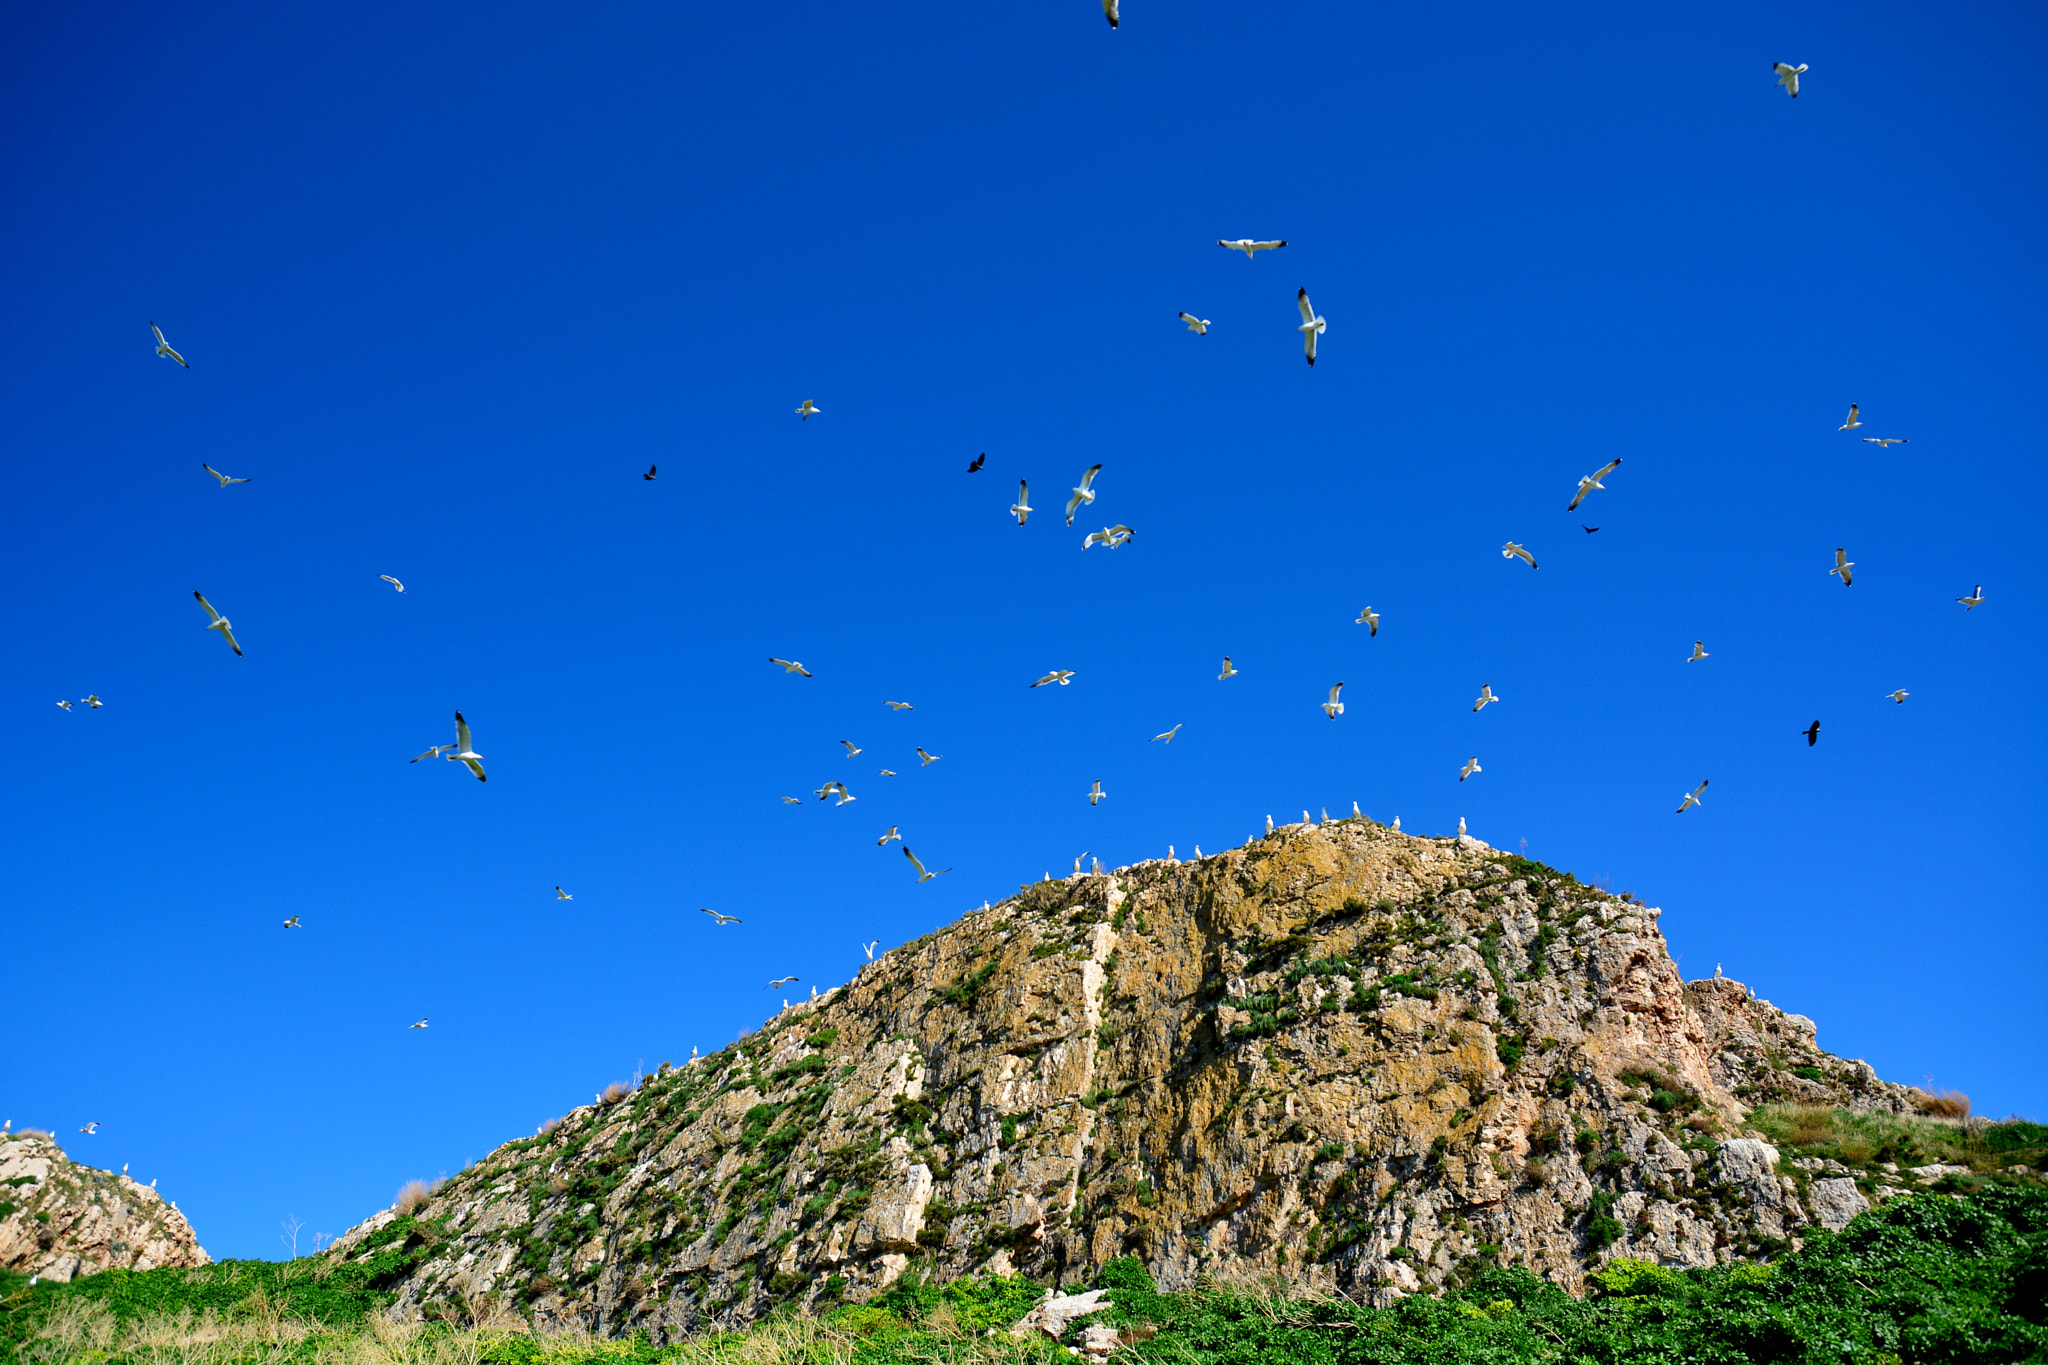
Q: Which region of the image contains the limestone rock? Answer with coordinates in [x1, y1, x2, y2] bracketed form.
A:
[1011, 1287, 1113, 1340]
[1807, 1177, 1869, 1233]
[0, 1132, 211, 1281]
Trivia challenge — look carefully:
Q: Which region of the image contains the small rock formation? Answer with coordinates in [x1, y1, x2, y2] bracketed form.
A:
[0, 1131, 211, 1281]
[328, 820, 1922, 1337]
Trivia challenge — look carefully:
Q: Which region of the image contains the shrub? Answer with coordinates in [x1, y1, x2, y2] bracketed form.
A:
[1915, 1088, 1972, 1119]
[597, 1081, 630, 1105]
[392, 1179, 436, 1215]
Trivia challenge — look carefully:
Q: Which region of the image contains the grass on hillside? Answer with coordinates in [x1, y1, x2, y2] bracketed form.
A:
[1751, 1106, 2048, 1188]
[5, 1185, 2045, 1364]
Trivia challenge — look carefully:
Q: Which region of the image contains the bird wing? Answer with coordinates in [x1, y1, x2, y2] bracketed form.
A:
[1328, 683, 1344, 704]
[1567, 481, 1591, 512]
[1303, 326, 1316, 364]
[380, 575, 402, 587]
[167, 345, 189, 367]
[1298, 288, 1315, 324]
[1591, 457, 1623, 482]
[219, 624, 242, 655]
[1694, 781, 1708, 797]
[203, 464, 226, 486]
[1254, 241, 1286, 251]
[903, 847, 928, 877]
[194, 591, 222, 624]
[1179, 312, 1200, 325]
[455, 712, 473, 751]
[461, 756, 487, 781]
[1078, 463, 1102, 493]
[152, 321, 167, 346]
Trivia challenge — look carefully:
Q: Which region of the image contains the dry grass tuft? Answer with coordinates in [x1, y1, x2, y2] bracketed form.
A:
[1912, 1088, 1971, 1119]
[1523, 1156, 1550, 1186]
[394, 1178, 441, 1215]
[1784, 1105, 1836, 1146]
[598, 1082, 631, 1106]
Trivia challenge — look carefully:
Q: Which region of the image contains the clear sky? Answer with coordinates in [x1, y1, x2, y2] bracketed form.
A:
[4, 0, 2042, 1262]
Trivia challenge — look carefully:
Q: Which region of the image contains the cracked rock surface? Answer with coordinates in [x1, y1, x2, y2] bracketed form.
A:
[0, 1131, 211, 1281]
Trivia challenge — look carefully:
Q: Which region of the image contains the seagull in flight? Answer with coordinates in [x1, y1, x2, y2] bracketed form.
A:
[1089, 779, 1106, 805]
[1837, 403, 1861, 430]
[1502, 542, 1538, 569]
[83, 695, 102, 708]
[781, 795, 801, 804]
[1322, 683, 1345, 720]
[1031, 669, 1076, 687]
[1082, 525, 1134, 550]
[445, 712, 487, 781]
[1296, 288, 1325, 366]
[700, 908, 742, 925]
[1218, 656, 1239, 680]
[1802, 720, 1821, 746]
[1774, 61, 1809, 98]
[904, 847, 951, 882]
[643, 464, 658, 480]
[1566, 458, 1622, 512]
[410, 744, 453, 763]
[1459, 756, 1482, 782]
[283, 916, 301, 928]
[55, 699, 72, 710]
[151, 321, 189, 368]
[555, 887, 572, 900]
[1178, 312, 1211, 334]
[379, 575, 405, 592]
[1356, 606, 1379, 636]
[862, 941, 879, 960]
[1010, 480, 1032, 525]
[840, 740, 862, 757]
[1887, 690, 1910, 704]
[877, 826, 901, 846]
[1582, 524, 1600, 534]
[878, 768, 896, 776]
[767, 976, 799, 990]
[192, 592, 243, 656]
[795, 400, 821, 421]
[1860, 437, 1909, 448]
[1831, 548, 1854, 586]
[79, 1122, 99, 1134]
[1065, 464, 1103, 526]
[1956, 585, 1984, 610]
[409, 1019, 429, 1029]
[770, 658, 813, 676]
[1472, 685, 1499, 713]
[1676, 780, 1708, 814]
[916, 747, 941, 766]
[1688, 641, 1709, 662]
[1219, 238, 1286, 259]
[885, 700, 915, 710]
[202, 463, 249, 487]
[967, 453, 986, 472]
[1152, 723, 1183, 743]
[815, 781, 855, 805]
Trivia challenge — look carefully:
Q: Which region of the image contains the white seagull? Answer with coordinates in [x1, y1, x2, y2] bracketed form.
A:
[83, 695, 102, 708]
[193, 592, 243, 656]
[1356, 606, 1379, 636]
[1472, 685, 1499, 713]
[781, 796, 801, 804]
[878, 768, 896, 777]
[1082, 525, 1134, 550]
[1676, 780, 1708, 814]
[1219, 238, 1287, 259]
[1831, 548, 1855, 586]
[151, 321, 189, 368]
[1089, 779, 1106, 805]
[1774, 62, 1809, 98]
[1390, 816, 1400, 832]
[79, 1122, 99, 1134]
[1688, 641, 1709, 662]
[1957, 585, 1984, 610]
[409, 1019, 429, 1029]
[1152, 723, 1183, 743]
[1838, 403, 1861, 430]
[1458, 817, 1467, 837]
[1296, 288, 1325, 366]
[1887, 690, 1910, 704]
[555, 887, 572, 900]
[877, 826, 901, 846]
[411, 744, 453, 764]
[446, 712, 486, 781]
[885, 700, 915, 710]
[379, 575, 405, 592]
[1266, 814, 1275, 834]
[1322, 683, 1345, 720]
[770, 658, 814, 676]
[862, 941, 878, 961]
[1178, 312, 1211, 334]
[1011, 480, 1032, 525]
[815, 780, 856, 805]
[1459, 756, 1482, 782]
[1031, 669, 1076, 688]
[700, 908, 743, 925]
[1861, 437, 1909, 448]
[55, 699, 72, 710]
[916, 747, 941, 766]
[1218, 656, 1239, 680]
[202, 463, 249, 487]
[283, 916, 301, 928]
[1065, 464, 1104, 526]
[767, 976, 799, 990]
[904, 847, 951, 882]
[840, 740, 862, 757]
[1502, 542, 1538, 569]
[795, 400, 821, 421]
[1566, 458, 1622, 512]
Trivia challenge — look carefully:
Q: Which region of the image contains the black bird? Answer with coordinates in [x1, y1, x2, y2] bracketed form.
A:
[1581, 524, 1600, 534]
[643, 464, 657, 480]
[1802, 720, 1821, 747]
[967, 453, 985, 472]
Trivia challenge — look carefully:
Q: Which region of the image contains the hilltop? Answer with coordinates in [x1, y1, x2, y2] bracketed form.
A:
[0, 1131, 210, 1281]
[321, 819, 2023, 1338]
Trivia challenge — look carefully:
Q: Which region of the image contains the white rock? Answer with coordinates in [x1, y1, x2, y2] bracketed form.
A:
[1807, 1177, 1869, 1232]
[1011, 1287, 1114, 1340]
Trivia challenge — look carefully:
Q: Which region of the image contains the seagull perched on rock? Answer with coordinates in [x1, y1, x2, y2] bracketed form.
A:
[904, 847, 951, 882]
[409, 1019, 429, 1029]
[1566, 458, 1622, 512]
[1831, 548, 1855, 586]
[1887, 690, 1910, 704]
[885, 700, 915, 710]
[1458, 817, 1467, 838]
[795, 400, 821, 421]
[770, 658, 813, 676]
[1459, 756, 1482, 782]
[1861, 437, 1909, 448]
[839, 740, 862, 757]
[1065, 464, 1103, 526]
[1837, 403, 1861, 430]
[1356, 605, 1379, 636]
[283, 915, 301, 928]
[1391, 816, 1400, 832]
[202, 463, 249, 487]
[1802, 720, 1821, 746]
[1956, 585, 1984, 610]
[1073, 853, 1089, 875]
[555, 887, 572, 900]
[1322, 683, 1345, 719]
[916, 746, 941, 765]
[1083, 525, 1134, 550]
[700, 908, 742, 925]
[445, 713, 486, 781]
[767, 976, 799, 990]
[1031, 669, 1075, 687]
[1472, 685, 1499, 713]
[1010, 480, 1032, 525]
[815, 781, 855, 805]
[1688, 641, 1709, 662]
[1502, 542, 1538, 569]
[1676, 780, 1708, 814]
[1296, 288, 1325, 366]
[192, 592, 243, 656]
[1219, 238, 1286, 259]
[151, 321, 189, 368]
[1089, 779, 1106, 805]
[1218, 656, 1238, 680]
[1152, 723, 1183, 743]
[1178, 312, 1211, 334]
[379, 575, 405, 592]
[1774, 61, 1809, 98]
[877, 826, 901, 846]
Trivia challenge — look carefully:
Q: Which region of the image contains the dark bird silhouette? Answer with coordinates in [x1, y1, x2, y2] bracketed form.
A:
[643, 464, 657, 480]
[1582, 524, 1600, 534]
[1802, 720, 1821, 747]
[967, 453, 985, 472]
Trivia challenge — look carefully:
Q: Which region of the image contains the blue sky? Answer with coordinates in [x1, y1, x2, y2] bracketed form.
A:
[4, 0, 2042, 1261]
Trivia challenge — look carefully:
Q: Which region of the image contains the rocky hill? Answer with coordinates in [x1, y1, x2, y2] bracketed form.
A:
[0, 1131, 211, 1281]
[329, 819, 1942, 1338]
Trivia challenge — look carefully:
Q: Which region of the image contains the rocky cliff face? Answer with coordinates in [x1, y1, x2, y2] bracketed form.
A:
[329, 820, 1926, 1336]
[0, 1131, 211, 1281]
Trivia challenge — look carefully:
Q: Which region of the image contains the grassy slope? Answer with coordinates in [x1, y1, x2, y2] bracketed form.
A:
[5, 1181, 2045, 1365]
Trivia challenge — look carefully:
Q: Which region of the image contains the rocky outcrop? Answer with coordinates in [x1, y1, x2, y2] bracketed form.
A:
[0, 1131, 211, 1281]
[328, 819, 1911, 1336]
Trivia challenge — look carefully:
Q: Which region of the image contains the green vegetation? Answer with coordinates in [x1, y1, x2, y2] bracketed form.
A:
[1752, 1105, 2048, 1184]
[6, 1185, 2044, 1362]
